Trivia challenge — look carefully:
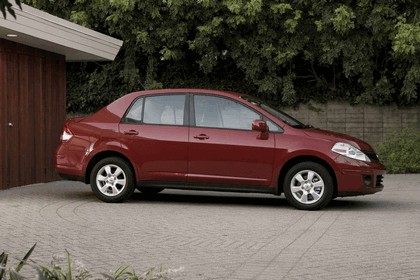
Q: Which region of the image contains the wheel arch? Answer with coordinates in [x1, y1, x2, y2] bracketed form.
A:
[85, 151, 136, 184]
[277, 155, 338, 198]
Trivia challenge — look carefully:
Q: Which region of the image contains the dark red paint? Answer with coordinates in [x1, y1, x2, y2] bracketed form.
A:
[55, 89, 385, 208]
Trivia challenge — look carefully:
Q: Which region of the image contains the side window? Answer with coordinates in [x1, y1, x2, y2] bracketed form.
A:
[266, 119, 283, 132]
[143, 95, 185, 125]
[124, 98, 143, 123]
[194, 95, 260, 130]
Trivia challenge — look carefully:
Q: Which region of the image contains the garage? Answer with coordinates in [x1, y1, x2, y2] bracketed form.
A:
[0, 3, 122, 189]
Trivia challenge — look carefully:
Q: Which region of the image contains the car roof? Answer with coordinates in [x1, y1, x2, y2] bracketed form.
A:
[129, 88, 242, 98]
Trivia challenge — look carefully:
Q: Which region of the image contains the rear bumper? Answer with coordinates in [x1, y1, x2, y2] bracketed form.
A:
[55, 147, 86, 183]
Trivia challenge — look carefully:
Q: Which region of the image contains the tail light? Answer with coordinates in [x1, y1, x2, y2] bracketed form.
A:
[60, 126, 73, 141]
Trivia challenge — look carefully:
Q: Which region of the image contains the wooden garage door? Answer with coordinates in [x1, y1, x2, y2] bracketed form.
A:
[0, 40, 66, 190]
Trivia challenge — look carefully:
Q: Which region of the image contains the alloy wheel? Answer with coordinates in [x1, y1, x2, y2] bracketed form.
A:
[95, 164, 127, 196]
[290, 170, 325, 205]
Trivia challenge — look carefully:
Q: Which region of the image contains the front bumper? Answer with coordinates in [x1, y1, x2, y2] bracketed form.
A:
[334, 155, 385, 197]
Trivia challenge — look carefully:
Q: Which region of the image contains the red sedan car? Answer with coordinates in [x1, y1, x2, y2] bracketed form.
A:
[55, 89, 385, 210]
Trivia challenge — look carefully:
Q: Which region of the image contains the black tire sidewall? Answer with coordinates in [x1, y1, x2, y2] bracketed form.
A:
[283, 162, 333, 210]
[90, 157, 135, 203]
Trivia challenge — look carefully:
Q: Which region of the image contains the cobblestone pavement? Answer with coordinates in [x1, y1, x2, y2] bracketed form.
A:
[1, 174, 419, 279]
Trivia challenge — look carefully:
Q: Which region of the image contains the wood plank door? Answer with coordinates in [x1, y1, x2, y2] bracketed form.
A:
[0, 52, 8, 189]
[0, 52, 32, 188]
[0, 40, 66, 190]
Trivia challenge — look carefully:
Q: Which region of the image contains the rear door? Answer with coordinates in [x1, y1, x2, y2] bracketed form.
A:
[119, 94, 189, 182]
[188, 94, 275, 187]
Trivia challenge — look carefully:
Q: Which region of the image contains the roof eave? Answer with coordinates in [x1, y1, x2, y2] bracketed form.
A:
[0, 3, 122, 61]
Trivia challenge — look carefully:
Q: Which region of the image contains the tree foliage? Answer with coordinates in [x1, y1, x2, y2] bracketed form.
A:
[0, 0, 21, 18]
[22, 0, 420, 113]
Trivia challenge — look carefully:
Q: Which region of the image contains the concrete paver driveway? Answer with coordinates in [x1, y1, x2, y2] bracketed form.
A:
[1, 174, 419, 279]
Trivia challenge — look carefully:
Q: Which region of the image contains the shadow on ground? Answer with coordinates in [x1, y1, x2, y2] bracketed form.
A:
[18, 182, 402, 212]
[128, 190, 395, 211]
[131, 191, 287, 208]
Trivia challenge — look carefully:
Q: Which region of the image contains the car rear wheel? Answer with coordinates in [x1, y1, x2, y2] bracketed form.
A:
[283, 162, 333, 210]
[90, 157, 135, 203]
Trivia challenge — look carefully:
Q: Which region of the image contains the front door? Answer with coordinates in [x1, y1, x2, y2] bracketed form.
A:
[188, 94, 275, 187]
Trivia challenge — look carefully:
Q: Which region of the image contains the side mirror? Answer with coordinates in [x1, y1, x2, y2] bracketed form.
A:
[252, 120, 269, 140]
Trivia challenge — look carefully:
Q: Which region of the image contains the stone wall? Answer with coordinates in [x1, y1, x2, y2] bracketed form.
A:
[282, 102, 420, 146]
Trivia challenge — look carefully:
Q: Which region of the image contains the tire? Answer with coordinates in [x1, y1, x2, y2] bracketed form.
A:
[137, 187, 164, 195]
[90, 157, 135, 203]
[283, 162, 333, 210]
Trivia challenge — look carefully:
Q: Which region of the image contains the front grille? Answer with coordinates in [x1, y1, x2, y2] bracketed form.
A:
[376, 175, 384, 187]
[364, 151, 380, 162]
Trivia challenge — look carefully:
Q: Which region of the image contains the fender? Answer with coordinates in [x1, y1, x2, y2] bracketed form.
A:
[271, 146, 340, 189]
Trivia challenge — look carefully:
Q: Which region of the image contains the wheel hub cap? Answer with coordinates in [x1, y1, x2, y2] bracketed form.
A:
[302, 182, 312, 191]
[96, 164, 127, 197]
[107, 176, 116, 184]
[290, 170, 325, 205]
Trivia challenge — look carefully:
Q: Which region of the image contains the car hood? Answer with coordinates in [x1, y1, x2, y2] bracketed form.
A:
[303, 128, 374, 151]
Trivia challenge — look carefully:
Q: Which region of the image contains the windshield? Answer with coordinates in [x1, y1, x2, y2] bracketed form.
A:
[241, 96, 308, 128]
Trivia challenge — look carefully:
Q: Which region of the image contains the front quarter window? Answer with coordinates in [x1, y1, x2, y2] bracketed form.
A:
[265, 119, 282, 132]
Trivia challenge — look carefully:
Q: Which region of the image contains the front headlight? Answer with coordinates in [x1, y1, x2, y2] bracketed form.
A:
[331, 142, 371, 162]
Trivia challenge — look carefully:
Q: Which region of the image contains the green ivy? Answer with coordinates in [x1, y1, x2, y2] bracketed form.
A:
[376, 128, 420, 174]
[20, 0, 420, 113]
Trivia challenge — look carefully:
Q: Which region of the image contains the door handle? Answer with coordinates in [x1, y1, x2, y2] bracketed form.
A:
[8, 122, 13, 127]
[124, 130, 139, 135]
[193, 134, 209, 140]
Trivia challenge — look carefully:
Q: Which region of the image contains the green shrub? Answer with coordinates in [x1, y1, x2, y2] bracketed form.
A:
[0, 244, 169, 280]
[376, 128, 420, 174]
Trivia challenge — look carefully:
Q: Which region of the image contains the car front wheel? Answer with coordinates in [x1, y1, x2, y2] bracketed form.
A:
[90, 157, 135, 203]
[283, 162, 333, 210]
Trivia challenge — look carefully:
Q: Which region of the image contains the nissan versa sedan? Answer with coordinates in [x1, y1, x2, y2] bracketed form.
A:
[55, 89, 385, 210]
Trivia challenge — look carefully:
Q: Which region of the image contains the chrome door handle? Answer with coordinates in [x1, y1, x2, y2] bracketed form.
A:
[8, 122, 13, 127]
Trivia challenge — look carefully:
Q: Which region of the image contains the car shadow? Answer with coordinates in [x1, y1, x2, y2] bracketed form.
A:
[328, 199, 378, 209]
[128, 190, 404, 211]
[11, 182, 403, 211]
[129, 190, 289, 208]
